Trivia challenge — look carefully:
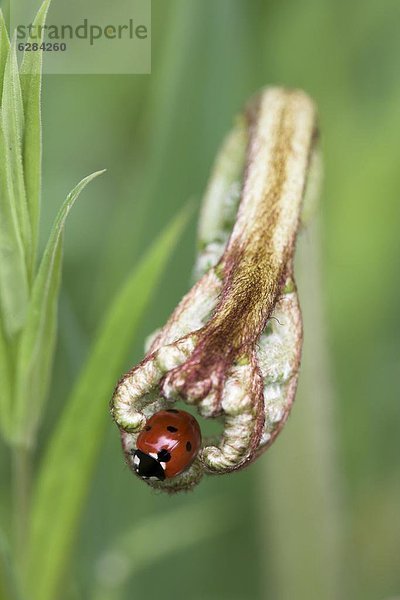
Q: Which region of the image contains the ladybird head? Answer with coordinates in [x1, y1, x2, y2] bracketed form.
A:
[132, 449, 166, 481]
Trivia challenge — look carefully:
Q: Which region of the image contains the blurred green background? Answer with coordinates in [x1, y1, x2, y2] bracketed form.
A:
[3, 0, 400, 598]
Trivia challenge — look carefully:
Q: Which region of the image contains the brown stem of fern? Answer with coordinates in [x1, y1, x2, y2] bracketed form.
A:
[161, 89, 317, 414]
[112, 86, 320, 491]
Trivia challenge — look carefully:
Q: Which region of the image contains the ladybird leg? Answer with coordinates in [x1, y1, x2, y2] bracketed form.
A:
[201, 357, 265, 472]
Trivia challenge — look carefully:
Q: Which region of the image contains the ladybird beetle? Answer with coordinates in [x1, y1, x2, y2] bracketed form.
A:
[132, 409, 201, 481]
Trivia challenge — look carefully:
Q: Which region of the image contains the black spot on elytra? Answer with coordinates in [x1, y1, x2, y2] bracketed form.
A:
[186, 441, 192, 452]
[158, 449, 171, 462]
[166, 408, 179, 413]
[167, 425, 178, 433]
[145, 425, 151, 431]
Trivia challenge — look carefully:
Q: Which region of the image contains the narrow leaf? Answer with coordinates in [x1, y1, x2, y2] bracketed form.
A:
[0, 10, 10, 99]
[20, 0, 52, 262]
[26, 209, 189, 600]
[0, 122, 30, 337]
[1, 40, 32, 277]
[13, 171, 105, 446]
[0, 313, 13, 441]
[0, 528, 22, 600]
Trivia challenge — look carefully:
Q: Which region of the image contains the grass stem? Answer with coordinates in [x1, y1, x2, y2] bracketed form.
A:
[257, 219, 344, 599]
[12, 445, 31, 570]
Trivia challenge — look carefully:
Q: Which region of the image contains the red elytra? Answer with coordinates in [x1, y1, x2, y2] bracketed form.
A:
[133, 409, 202, 480]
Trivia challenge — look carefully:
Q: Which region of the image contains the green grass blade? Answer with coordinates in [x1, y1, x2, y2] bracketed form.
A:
[0, 528, 22, 600]
[25, 209, 189, 600]
[1, 40, 32, 278]
[0, 10, 10, 99]
[20, 0, 52, 264]
[92, 498, 234, 600]
[0, 312, 12, 441]
[0, 122, 30, 337]
[13, 171, 105, 447]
